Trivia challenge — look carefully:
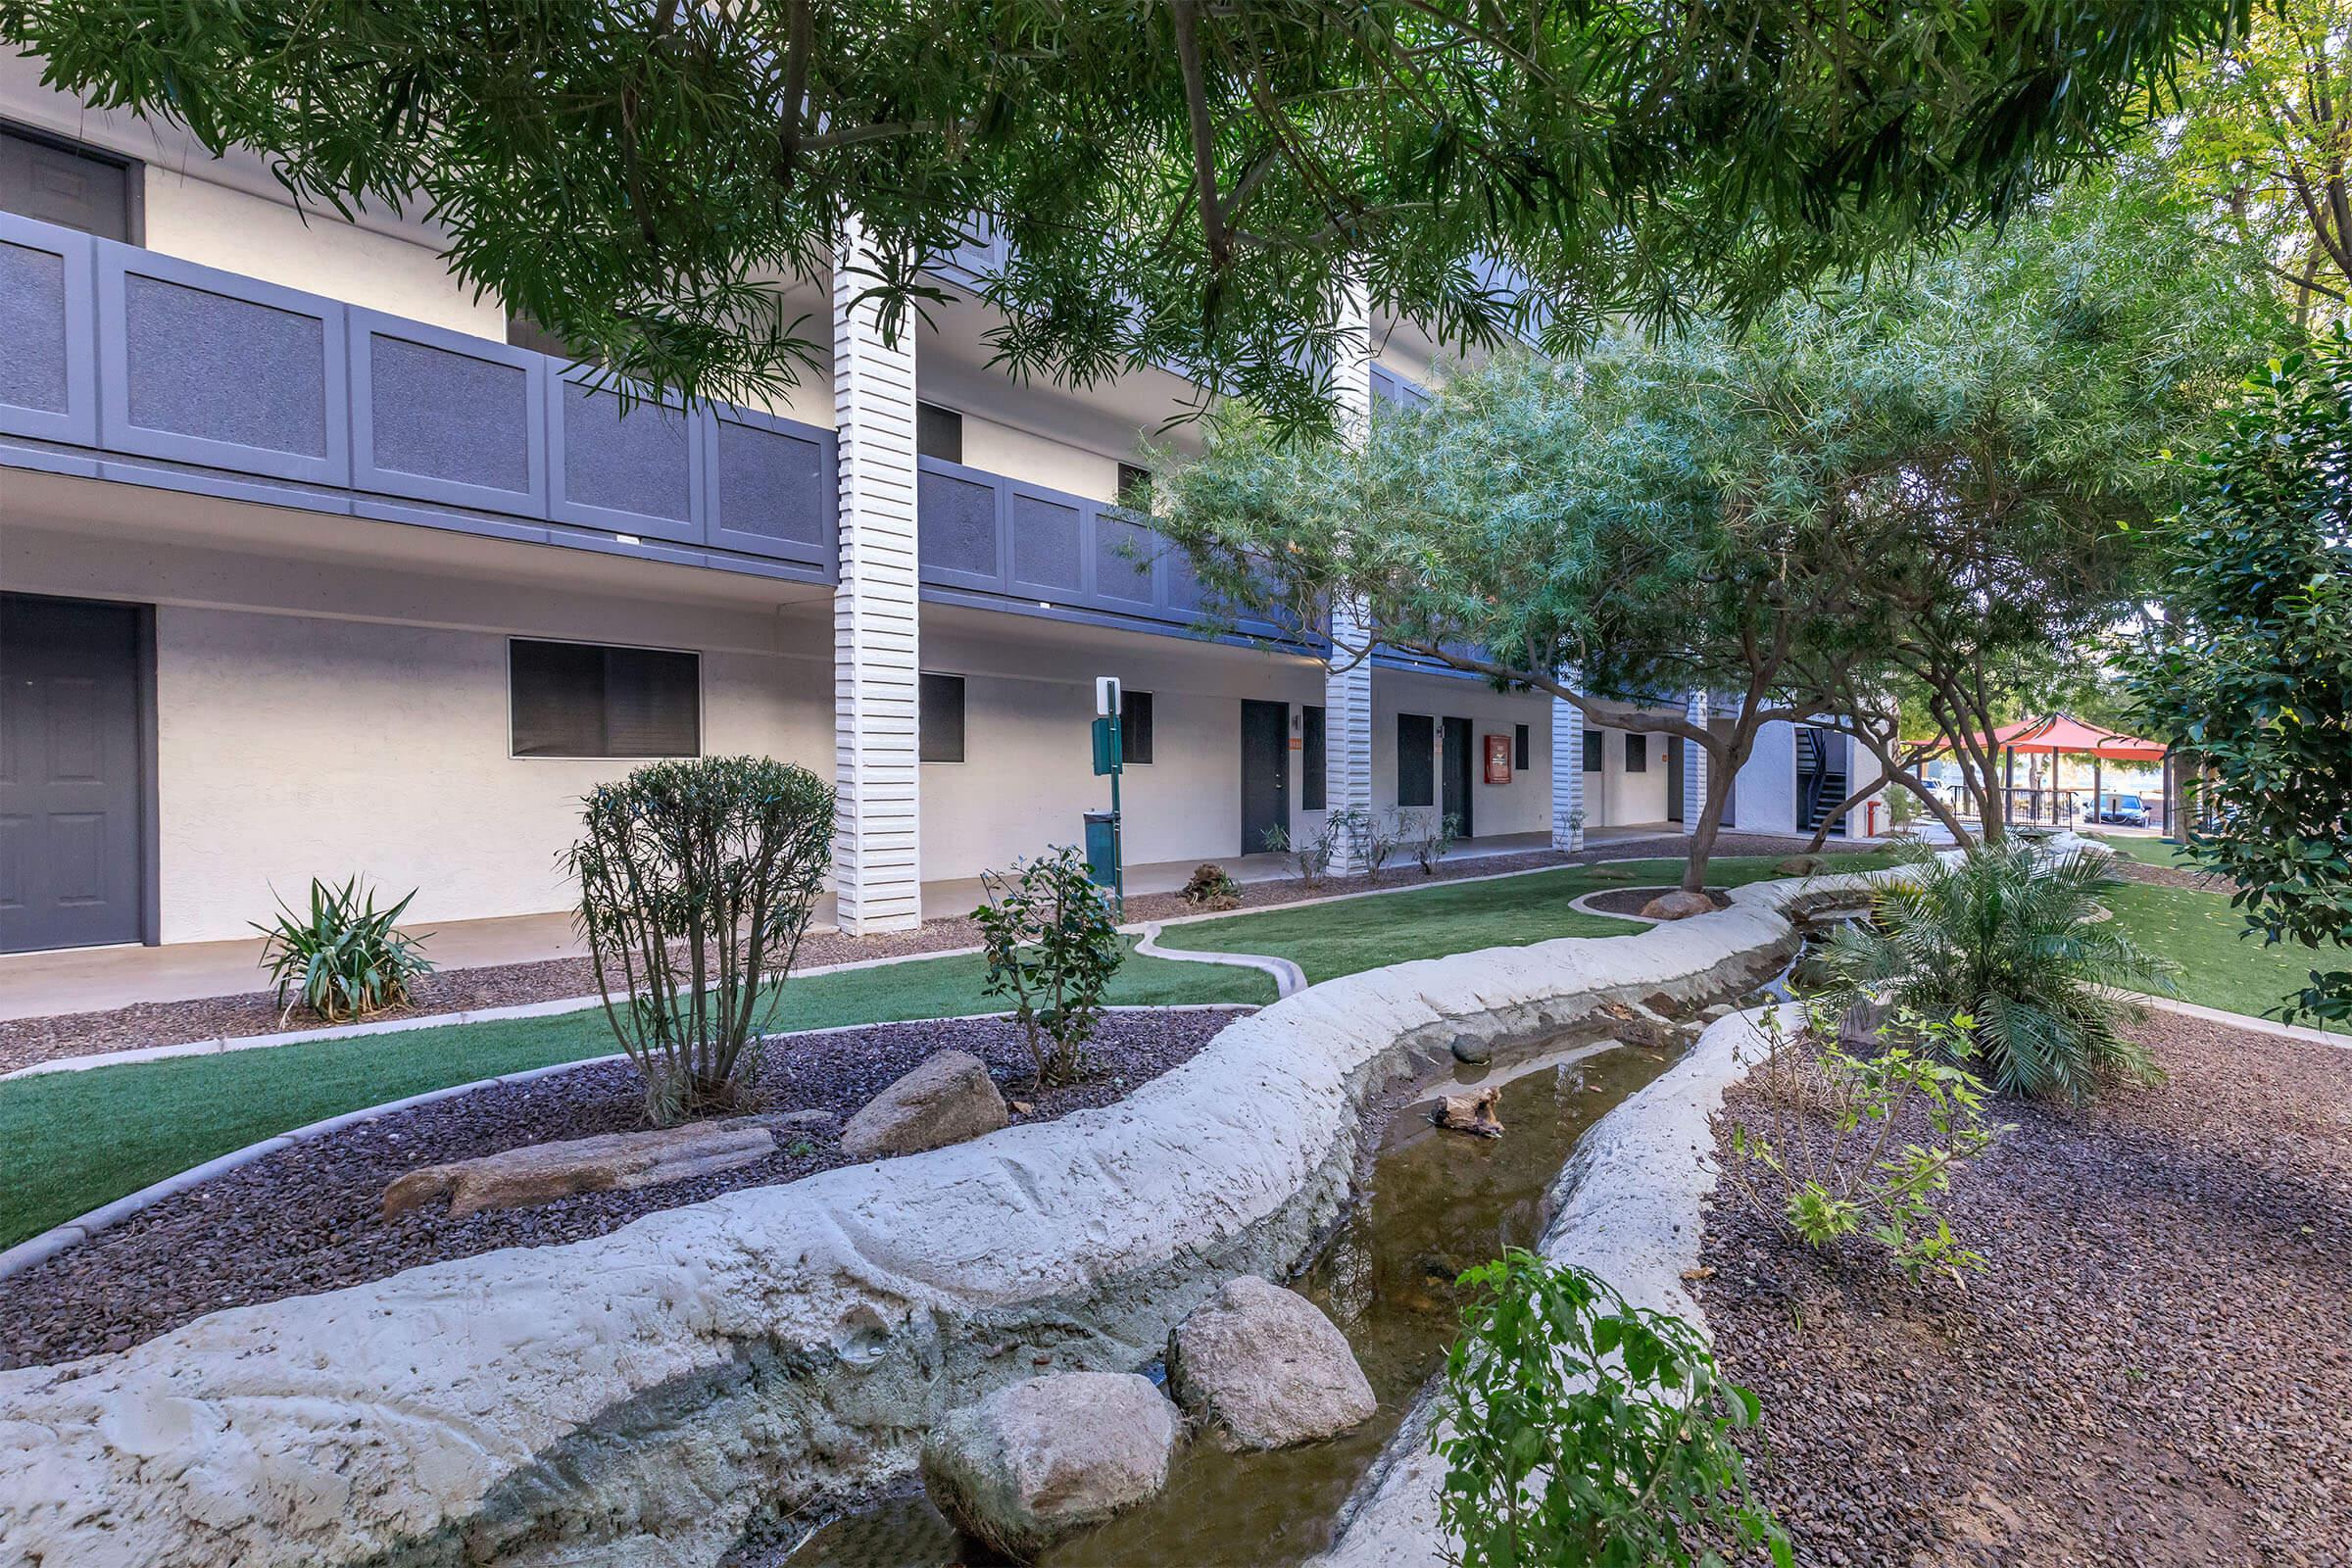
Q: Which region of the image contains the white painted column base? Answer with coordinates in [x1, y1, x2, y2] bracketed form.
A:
[1550, 685, 1586, 852]
[1682, 690, 1710, 836]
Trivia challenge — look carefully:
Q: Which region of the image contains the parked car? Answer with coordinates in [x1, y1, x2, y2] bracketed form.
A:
[2092, 794, 2146, 827]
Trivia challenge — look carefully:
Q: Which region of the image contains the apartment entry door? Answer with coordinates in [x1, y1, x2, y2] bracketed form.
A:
[1240, 700, 1291, 856]
[1441, 715, 1475, 840]
[1, 594, 149, 953]
[1666, 735, 1686, 822]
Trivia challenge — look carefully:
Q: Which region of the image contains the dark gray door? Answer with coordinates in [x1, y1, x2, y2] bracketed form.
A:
[1240, 699, 1290, 855]
[1666, 735, 1686, 821]
[1, 595, 147, 952]
[1442, 715, 1475, 839]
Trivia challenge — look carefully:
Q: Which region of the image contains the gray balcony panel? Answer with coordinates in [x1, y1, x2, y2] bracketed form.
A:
[124, 275, 327, 456]
[551, 377, 699, 542]
[1091, 513, 1158, 609]
[366, 333, 533, 494]
[1009, 488, 1083, 595]
[917, 461, 1002, 586]
[710, 411, 832, 560]
[0, 239, 69, 417]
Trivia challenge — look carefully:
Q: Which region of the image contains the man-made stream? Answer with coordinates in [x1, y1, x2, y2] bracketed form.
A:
[755, 1027, 1681, 1568]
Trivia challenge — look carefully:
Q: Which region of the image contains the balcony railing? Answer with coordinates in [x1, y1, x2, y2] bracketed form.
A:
[0, 210, 836, 583]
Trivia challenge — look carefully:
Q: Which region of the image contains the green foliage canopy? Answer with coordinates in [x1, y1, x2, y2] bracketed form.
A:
[2, 0, 2252, 429]
[2127, 333, 2352, 1023]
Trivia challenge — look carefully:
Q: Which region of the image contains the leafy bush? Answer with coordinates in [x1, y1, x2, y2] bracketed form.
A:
[1261, 820, 1337, 888]
[1326, 807, 1403, 875]
[567, 757, 834, 1124]
[1400, 808, 1462, 874]
[254, 876, 436, 1023]
[1433, 1250, 1788, 1568]
[1180, 861, 1242, 910]
[1822, 842, 2178, 1100]
[975, 846, 1125, 1088]
[1721, 1001, 2005, 1284]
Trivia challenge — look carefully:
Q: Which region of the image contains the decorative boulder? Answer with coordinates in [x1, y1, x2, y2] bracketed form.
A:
[382, 1120, 774, 1220]
[1167, 1275, 1377, 1450]
[920, 1372, 1178, 1558]
[839, 1050, 1008, 1159]
[1776, 855, 1825, 876]
[1433, 1086, 1504, 1139]
[1640, 889, 1719, 921]
[1447, 1033, 1493, 1065]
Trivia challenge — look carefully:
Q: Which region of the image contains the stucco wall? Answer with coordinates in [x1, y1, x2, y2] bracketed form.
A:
[141, 172, 507, 342]
[1585, 723, 1670, 826]
[1369, 671, 1551, 840]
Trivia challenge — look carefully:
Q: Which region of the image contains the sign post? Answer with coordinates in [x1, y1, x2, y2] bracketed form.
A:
[1088, 677, 1125, 917]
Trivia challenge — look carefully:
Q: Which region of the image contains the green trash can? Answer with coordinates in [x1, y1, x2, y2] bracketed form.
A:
[1083, 810, 1120, 890]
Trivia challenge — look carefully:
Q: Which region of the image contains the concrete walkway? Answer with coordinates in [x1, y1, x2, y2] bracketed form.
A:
[0, 827, 1678, 1021]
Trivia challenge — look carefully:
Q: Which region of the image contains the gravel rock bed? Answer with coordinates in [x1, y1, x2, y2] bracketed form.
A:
[2104, 855, 2231, 892]
[0, 832, 1848, 1074]
[0, 1006, 1249, 1370]
[1695, 1012, 2352, 1567]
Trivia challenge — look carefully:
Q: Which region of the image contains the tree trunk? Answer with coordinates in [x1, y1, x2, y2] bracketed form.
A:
[1679, 731, 1752, 893]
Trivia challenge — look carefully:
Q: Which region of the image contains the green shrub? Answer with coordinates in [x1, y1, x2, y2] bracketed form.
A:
[975, 846, 1125, 1088]
[1400, 808, 1462, 874]
[1823, 842, 2178, 1100]
[566, 756, 834, 1124]
[1721, 1001, 2005, 1284]
[1433, 1250, 1788, 1568]
[1261, 820, 1337, 887]
[254, 876, 435, 1023]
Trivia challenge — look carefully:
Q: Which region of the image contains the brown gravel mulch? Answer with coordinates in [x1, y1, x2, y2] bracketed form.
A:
[2105, 856, 2232, 893]
[1696, 1013, 2352, 1567]
[0, 1006, 1248, 1371]
[1582, 886, 1735, 916]
[0, 831, 1847, 1074]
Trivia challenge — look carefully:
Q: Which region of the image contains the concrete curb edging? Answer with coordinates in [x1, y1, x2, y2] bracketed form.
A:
[1133, 921, 1307, 997]
[0, 1005, 1259, 1286]
[1312, 1002, 1794, 1568]
[0, 874, 1856, 1568]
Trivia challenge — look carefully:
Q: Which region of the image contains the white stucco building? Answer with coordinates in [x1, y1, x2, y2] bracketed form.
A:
[0, 63, 1875, 952]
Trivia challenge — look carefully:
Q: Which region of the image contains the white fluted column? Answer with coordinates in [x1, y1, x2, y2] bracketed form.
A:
[831, 220, 922, 933]
[1550, 676, 1587, 852]
[1681, 690, 1710, 836]
[1323, 276, 1376, 874]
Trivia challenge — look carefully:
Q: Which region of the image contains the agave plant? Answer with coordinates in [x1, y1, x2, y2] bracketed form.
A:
[1823, 843, 2177, 1100]
[254, 877, 436, 1023]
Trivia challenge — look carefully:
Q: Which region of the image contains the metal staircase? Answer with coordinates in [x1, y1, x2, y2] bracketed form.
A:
[1795, 726, 1849, 836]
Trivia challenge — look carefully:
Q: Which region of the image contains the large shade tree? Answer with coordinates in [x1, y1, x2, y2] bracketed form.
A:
[2, 0, 2250, 428]
[1149, 174, 2277, 885]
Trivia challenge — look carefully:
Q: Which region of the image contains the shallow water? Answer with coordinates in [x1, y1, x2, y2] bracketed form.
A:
[766, 1032, 1679, 1568]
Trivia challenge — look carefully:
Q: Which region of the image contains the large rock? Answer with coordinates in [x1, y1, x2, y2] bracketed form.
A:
[1640, 889, 1719, 921]
[1776, 855, 1825, 876]
[839, 1050, 1008, 1159]
[381, 1120, 774, 1219]
[920, 1371, 1178, 1557]
[1167, 1275, 1377, 1450]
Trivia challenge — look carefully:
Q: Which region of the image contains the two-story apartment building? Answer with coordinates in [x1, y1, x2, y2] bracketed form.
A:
[0, 58, 1876, 955]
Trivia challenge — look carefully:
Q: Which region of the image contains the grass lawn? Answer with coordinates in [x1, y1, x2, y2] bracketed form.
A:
[1156, 851, 1907, 984]
[2101, 878, 2347, 1030]
[2084, 832, 2195, 870]
[0, 941, 1270, 1252]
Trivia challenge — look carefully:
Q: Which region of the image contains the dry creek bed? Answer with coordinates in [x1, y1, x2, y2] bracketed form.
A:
[0, 1007, 1249, 1371]
[1697, 1011, 2352, 1568]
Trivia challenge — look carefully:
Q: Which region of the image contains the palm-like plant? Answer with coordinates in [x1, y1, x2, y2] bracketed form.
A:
[1824, 843, 2178, 1100]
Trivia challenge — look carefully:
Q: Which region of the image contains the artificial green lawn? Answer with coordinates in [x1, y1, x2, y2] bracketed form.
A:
[2100, 878, 2347, 1029]
[2083, 832, 2194, 870]
[1156, 851, 1907, 984]
[0, 941, 1270, 1251]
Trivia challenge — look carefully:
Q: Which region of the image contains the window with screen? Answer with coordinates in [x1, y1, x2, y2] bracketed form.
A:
[0, 123, 134, 241]
[1583, 729, 1604, 773]
[1514, 723, 1531, 772]
[921, 672, 966, 762]
[1120, 690, 1154, 764]
[1301, 705, 1326, 810]
[917, 403, 964, 463]
[511, 640, 699, 758]
[1396, 713, 1435, 808]
[1626, 733, 1648, 772]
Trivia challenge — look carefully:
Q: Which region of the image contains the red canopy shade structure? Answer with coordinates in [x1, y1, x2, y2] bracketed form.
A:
[1976, 715, 2167, 762]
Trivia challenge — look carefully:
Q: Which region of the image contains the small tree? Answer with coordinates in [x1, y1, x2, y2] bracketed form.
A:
[974, 847, 1125, 1089]
[2128, 333, 2352, 1024]
[1433, 1251, 1788, 1568]
[567, 757, 834, 1124]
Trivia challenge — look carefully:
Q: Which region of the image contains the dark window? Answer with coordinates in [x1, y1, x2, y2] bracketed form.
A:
[1117, 463, 1153, 508]
[1302, 705, 1327, 810]
[917, 403, 964, 463]
[1396, 713, 1435, 808]
[1120, 689, 1154, 765]
[0, 122, 134, 241]
[1583, 729, 1603, 773]
[506, 312, 592, 363]
[1514, 723, 1531, 772]
[511, 640, 699, 758]
[921, 672, 966, 762]
[1625, 733, 1648, 772]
